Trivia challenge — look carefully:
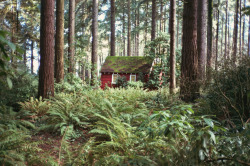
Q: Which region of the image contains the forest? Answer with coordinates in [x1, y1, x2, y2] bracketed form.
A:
[0, 0, 249, 165]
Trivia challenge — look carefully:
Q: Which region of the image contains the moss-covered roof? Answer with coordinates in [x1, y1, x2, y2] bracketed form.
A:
[101, 56, 154, 74]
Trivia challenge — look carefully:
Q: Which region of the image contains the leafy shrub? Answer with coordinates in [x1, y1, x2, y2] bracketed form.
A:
[214, 127, 250, 165]
[116, 75, 128, 88]
[127, 80, 144, 88]
[0, 30, 23, 88]
[55, 73, 91, 93]
[206, 57, 250, 127]
[139, 105, 226, 165]
[145, 65, 163, 89]
[0, 65, 38, 110]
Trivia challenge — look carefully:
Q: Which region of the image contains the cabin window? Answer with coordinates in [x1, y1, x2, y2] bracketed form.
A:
[112, 74, 118, 84]
[130, 74, 136, 82]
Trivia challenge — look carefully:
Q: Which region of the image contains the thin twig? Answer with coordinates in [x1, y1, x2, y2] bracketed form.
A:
[206, 157, 250, 165]
[216, 84, 244, 126]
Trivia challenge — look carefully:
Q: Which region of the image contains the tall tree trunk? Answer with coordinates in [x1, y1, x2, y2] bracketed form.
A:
[197, 0, 207, 81]
[160, 0, 163, 32]
[91, 0, 98, 86]
[122, 2, 126, 56]
[134, 8, 137, 56]
[163, 6, 167, 32]
[215, 10, 220, 71]
[16, 0, 19, 34]
[242, 0, 246, 52]
[38, 0, 55, 98]
[68, 0, 75, 73]
[136, 7, 140, 56]
[232, 0, 239, 63]
[144, 1, 148, 46]
[176, 10, 179, 48]
[248, 15, 250, 56]
[228, 15, 231, 57]
[180, 0, 199, 102]
[224, 0, 228, 59]
[127, 0, 131, 56]
[169, 0, 176, 94]
[151, 0, 156, 41]
[11, 0, 16, 63]
[55, 0, 64, 83]
[110, 0, 115, 56]
[82, 64, 85, 81]
[207, 0, 213, 80]
[239, 0, 242, 57]
[31, 41, 34, 74]
[23, 40, 27, 64]
[221, 14, 224, 57]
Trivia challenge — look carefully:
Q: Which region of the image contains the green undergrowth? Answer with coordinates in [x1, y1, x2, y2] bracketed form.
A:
[0, 87, 249, 165]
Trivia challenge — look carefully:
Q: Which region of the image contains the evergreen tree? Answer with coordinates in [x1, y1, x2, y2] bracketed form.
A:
[91, 0, 98, 86]
[169, 0, 176, 94]
[151, 0, 156, 41]
[180, 0, 199, 102]
[207, 0, 213, 80]
[111, 0, 116, 56]
[55, 0, 64, 83]
[68, 0, 76, 73]
[38, 0, 55, 98]
[197, 0, 207, 80]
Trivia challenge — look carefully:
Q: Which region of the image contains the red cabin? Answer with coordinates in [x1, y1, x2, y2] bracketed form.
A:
[100, 56, 154, 89]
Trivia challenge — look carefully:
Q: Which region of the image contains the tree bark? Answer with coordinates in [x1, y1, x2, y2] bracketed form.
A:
[221, 14, 224, 57]
[136, 6, 140, 56]
[55, 0, 64, 83]
[169, 0, 176, 94]
[38, 0, 55, 98]
[242, 0, 246, 51]
[232, 0, 239, 63]
[207, 0, 213, 80]
[110, 0, 115, 56]
[134, 8, 137, 56]
[215, 10, 220, 71]
[23, 40, 27, 64]
[224, 0, 228, 59]
[197, 0, 207, 81]
[151, 0, 156, 41]
[160, 0, 163, 32]
[228, 15, 231, 56]
[11, 0, 16, 63]
[91, 0, 98, 86]
[248, 15, 250, 57]
[163, 6, 167, 33]
[239, 0, 242, 57]
[122, 2, 126, 56]
[180, 0, 199, 102]
[68, 0, 76, 73]
[144, 1, 148, 46]
[31, 41, 34, 74]
[127, 0, 131, 56]
[176, 7, 179, 48]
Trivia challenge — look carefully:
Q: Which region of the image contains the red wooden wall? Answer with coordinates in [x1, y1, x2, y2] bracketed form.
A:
[100, 73, 148, 89]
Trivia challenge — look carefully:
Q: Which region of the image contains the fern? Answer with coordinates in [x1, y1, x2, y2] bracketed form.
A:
[19, 97, 50, 121]
[0, 129, 30, 165]
[39, 93, 90, 138]
[0, 105, 35, 131]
